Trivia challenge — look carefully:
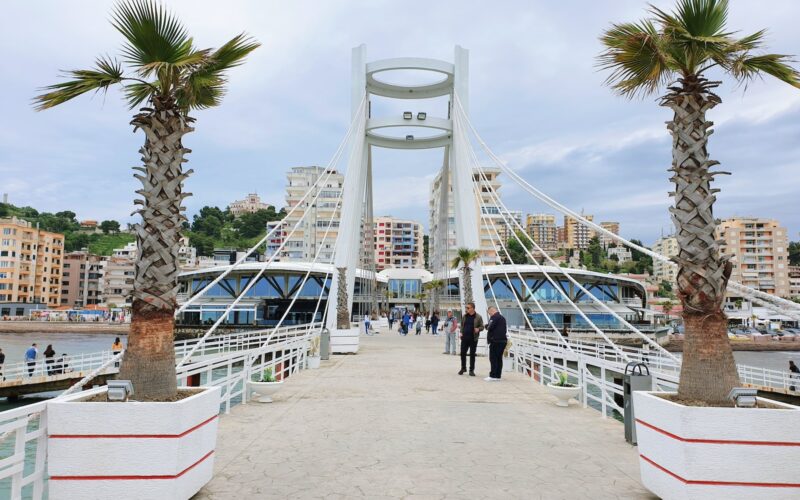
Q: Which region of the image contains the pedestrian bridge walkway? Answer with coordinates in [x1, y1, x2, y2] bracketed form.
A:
[197, 329, 653, 499]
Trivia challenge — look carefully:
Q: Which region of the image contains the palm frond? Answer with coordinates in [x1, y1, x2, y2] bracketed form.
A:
[598, 20, 674, 97]
[728, 53, 800, 88]
[111, 0, 193, 72]
[177, 33, 260, 110]
[34, 56, 125, 110]
[652, 0, 731, 39]
[123, 81, 157, 109]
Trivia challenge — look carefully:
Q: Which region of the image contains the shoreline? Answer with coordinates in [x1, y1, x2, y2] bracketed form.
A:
[663, 339, 800, 352]
[0, 322, 129, 334]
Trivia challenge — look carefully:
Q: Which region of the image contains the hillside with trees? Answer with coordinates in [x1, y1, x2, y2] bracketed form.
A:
[185, 205, 286, 256]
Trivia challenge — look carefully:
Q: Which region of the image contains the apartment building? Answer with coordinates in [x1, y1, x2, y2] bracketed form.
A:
[429, 167, 507, 270]
[564, 213, 595, 250]
[0, 217, 64, 306]
[102, 242, 137, 307]
[373, 216, 424, 271]
[599, 221, 620, 248]
[789, 266, 800, 300]
[525, 213, 558, 255]
[228, 193, 273, 218]
[717, 217, 790, 297]
[275, 166, 343, 262]
[61, 250, 106, 307]
[651, 236, 678, 285]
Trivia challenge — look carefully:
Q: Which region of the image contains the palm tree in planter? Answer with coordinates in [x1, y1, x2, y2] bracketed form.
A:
[451, 248, 481, 306]
[36, 4, 259, 496]
[599, 1, 799, 496]
[35, 0, 259, 401]
[426, 279, 445, 314]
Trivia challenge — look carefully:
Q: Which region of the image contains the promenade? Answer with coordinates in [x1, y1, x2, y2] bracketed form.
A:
[197, 328, 652, 499]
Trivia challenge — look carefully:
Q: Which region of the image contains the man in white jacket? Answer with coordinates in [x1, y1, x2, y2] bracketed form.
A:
[442, 310, 458, 355]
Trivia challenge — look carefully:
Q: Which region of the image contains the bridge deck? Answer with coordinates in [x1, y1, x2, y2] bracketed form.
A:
[198, 328, 652, 499]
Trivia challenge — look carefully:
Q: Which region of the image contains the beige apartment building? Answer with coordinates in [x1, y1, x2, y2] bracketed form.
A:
[228, 193, 273, 218]
[599, 221, 620, 248]
[270, 166, 344, 262]
[373, 216, 424, 271]
[717, 217, 791, 297]
[789, 266, 800, 300]
[564, 213, 595, 250]
[525, 213, 558, 255]
[651, 236, 679, 284]
[61, 250, 106, 307]
[0, 217, 64, 306]
[429, 167, 507, 270]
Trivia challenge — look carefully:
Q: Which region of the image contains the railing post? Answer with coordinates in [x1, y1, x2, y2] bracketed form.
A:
[600, 365, 607, 419]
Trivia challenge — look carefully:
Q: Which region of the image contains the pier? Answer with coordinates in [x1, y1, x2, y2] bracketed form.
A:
[198, 330, 651, 499]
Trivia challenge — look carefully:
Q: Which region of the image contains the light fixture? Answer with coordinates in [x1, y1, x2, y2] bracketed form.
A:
[405, 135, 414, 141]
[728, 387, 757, 408]
[107, 380, 134, 402]
[417, 112, 426, 120]
[403, 111, 412, 120]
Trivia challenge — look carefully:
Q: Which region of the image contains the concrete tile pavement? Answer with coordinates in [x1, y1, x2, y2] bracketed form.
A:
[195, 329, 654, 500]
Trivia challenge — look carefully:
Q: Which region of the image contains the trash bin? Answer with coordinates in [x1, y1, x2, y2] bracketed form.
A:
[320, 328, 331, 360]
[624, 361, 652, 445]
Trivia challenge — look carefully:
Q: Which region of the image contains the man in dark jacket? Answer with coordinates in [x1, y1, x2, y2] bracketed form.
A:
[485, 306, 508, 381]
[458, 302, 484, 376]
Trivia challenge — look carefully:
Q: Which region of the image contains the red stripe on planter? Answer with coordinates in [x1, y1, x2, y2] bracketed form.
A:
[636, 419, 800, 446]
[50, 450, 214, 481]
[640, 454, 800, 488]
[50, 414, 218, 439]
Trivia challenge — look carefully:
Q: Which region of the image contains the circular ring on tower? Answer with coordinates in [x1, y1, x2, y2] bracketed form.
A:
[366, 57, 454, 100]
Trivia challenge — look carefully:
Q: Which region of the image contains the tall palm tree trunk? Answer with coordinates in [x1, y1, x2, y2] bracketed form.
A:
[118, 95, 194, 400]
[462, 267, 474, 306]
[664, 77, 739, 404]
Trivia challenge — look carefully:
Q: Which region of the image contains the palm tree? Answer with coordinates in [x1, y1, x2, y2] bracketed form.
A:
[599, 0, 798, 403]
[34, 0, 259, 399]
[425, 279, 445, 313]
[451, 248, 481, 307]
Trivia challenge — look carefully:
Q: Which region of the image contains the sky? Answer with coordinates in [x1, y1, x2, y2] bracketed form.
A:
[1, 0, 798, 246]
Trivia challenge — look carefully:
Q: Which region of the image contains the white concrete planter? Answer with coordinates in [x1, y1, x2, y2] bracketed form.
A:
[546, 383, 581, 407]
[47, 385, 221, 500]
[247, 379, 283, 403]
[331, 327, 360, 354]
[634, 391, 800, 499]
[307, 355, 321, 369]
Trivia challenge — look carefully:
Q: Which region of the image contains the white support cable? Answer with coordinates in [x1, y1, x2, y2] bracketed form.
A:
[452, 95, 800, 317]
[455, 105, 676, 362]
[177, 96, 367, 315]
[470, 170, 574, 351]
[479, 194, 577, 356]
[176, 132, 358, 368]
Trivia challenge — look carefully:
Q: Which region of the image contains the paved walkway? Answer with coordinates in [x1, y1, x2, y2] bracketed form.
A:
[196, 329, 653, 499]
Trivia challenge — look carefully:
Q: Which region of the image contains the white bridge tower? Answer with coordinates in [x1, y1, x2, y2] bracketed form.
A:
[326, 45, 488, 336]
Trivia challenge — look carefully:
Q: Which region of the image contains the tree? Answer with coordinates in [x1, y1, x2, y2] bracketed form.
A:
[35, 0, 259, 399]
[191, 206, 228, 238]
[599, 0, 799, 403]
[451, 248, 481, 306]
[789, 241, 800, 266]
[505, 230, 532, 265]
[233, 207, 282, 238]
[424, 279, 445, 314]
[100, 220, 121, 234]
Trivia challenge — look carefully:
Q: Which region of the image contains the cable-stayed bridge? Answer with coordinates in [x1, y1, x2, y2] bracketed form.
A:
[1, 45, 798, 500]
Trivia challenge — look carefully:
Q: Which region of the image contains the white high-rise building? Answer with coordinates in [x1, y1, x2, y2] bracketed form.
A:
[373, 216, 424, 271]
[276, 166, 343, 262]
[651, 236, 678, 284]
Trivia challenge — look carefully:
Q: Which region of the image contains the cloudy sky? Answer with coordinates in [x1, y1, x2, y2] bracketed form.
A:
[1, 0, 798, 245]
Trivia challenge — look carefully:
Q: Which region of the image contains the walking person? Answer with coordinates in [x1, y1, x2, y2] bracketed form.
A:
[425, 315, 431, 334]
[790, 360, 800, 392]
[485, 306, 508, 381]
[0, 348, 5, 381]
[431, 311, 440, 337]
[112, 337, 124, 368]
[388, 311, 395, 331]
[402, 311, 411, 336]
[458, 303, 484, 376]
[415, 315, 423, 335]
[25, 343, 38, 377]
[44, 344, 56, 376]
[364, 313, 372, 336]
[443, 310, 457, 354]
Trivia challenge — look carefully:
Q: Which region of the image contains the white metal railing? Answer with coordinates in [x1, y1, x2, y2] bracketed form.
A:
[0, 323, 320, 500]
[0, 350, 120, 383]
[508, 327, 799, 420]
